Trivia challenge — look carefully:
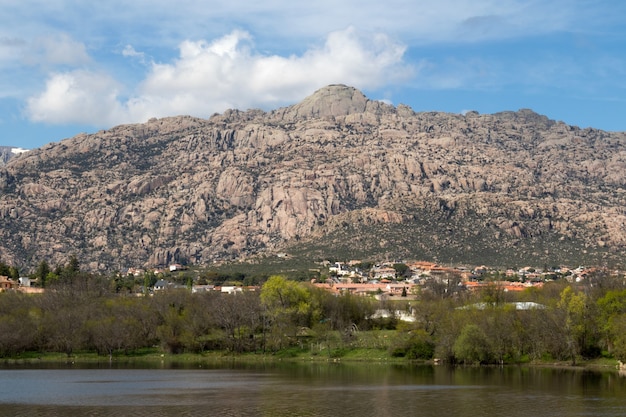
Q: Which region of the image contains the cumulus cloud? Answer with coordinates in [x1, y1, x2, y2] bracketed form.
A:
[27, 70, 124, 125]
[27, 28, 412, 126]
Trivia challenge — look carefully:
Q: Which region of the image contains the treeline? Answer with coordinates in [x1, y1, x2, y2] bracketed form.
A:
[0, 274, 376, 357]
[2, 267, 626, 365]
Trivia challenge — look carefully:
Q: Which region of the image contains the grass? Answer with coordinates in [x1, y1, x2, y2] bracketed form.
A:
[2, 349, 620, 370]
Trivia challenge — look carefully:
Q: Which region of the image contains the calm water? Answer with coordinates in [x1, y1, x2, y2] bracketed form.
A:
[1, 361, 625, 416]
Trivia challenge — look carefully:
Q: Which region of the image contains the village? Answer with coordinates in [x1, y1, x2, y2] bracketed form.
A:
[0, 258, 609, 299]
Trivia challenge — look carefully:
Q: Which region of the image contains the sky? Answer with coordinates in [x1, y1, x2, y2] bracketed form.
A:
[1, 0, 626, 149]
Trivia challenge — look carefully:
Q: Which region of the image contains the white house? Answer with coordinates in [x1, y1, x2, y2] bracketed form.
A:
[18, 277, 31, 287]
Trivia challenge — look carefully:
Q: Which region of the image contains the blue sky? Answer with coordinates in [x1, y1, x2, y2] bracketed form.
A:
[2, 0, 625, 149]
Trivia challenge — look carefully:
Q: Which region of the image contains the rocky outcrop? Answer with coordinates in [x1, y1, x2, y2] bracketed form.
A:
[1, 85, 626, 271]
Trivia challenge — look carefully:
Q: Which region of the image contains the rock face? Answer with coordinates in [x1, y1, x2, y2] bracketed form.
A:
[1, 85, 626, 271]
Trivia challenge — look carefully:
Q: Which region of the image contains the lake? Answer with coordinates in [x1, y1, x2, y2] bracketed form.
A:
[1, 361, 625, 416]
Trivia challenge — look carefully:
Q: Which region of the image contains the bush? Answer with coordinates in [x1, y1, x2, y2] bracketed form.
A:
[388, 330, 435, 360]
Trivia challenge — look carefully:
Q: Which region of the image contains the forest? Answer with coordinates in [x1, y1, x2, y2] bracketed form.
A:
[2, 260, 626, 366]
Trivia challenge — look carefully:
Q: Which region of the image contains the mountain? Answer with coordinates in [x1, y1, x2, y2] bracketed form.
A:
[1, 85, 626, 272]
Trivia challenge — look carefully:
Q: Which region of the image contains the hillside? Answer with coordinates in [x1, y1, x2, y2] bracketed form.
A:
[1, 85, 626, 271]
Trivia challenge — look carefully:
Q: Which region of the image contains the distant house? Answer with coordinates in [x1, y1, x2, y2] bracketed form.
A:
[371, 309, 416, 322]
[127, 268, 144, 277]
[313, 282, 415, 297]
[18, 277, 31, 287]
[0, 276, 16, 291]
[463, 281, 544, 292]
[372, 267, 396, 280]
[192, 284, 215, 293]
[459, 302, 546, 310]
[154, 279, 170, 291]
[329, 262, 351, 276]
[220, 286, 242, 294]
[169, 264, 185, 272]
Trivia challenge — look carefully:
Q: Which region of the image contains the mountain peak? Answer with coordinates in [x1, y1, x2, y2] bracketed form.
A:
[283, 84, 371, 119]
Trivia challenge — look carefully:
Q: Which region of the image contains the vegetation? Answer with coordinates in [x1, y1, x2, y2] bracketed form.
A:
[285, 215, 614, 269]
[2, 258, 626, 367]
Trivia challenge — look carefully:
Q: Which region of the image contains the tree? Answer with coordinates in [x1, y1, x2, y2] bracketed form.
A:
[605, 314, 626, 362]
[481, 281, 507, 305]
[67, 255, 80, 274]
[0, 261, 10, 277]
[8, 266, 19, 279]
[597, 289, 626, 358]
[260, 275, 317, 350]
[83, 298, 155, 358]
[143, 271, 158, 292]
[0, 261, 18, 279]
[213, 292, 261, 353]
[40, 294, 89, 356]
[480, 305, 521, 363]
[421, 272, 464, 300]
[453, 323, 493, 364]
[392, 263, 410, 279]
[557, 286, 598, 363]
[0, 292, 40, 355]
[34, 260, 51, 287]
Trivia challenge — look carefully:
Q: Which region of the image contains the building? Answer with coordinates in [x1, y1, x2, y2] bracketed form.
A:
[0, 276, 16, 291]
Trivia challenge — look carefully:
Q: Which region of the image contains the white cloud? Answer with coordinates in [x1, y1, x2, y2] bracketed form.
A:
[122, 44, 146, 64]
[135, 28, 410, 119]
[27, 28, 411, 126]
[122, 45, 142, 58]
[26, 70, 124, 125]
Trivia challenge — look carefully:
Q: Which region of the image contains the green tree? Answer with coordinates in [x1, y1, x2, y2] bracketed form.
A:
[143, 271, 158, 292]
[557, 286, 597, 363]
[67, 255, 80, 274]
[453, 323, 493, 364]
[0, 261, 10, 277]
[34, 260, 51, 287]
[605, 314, 626, 362]
[0, 261, 18, 279]
[260, 275, 317, 350]
[393, 263, 410, 279]
[597, 289, 626, 359]
[8, 266, 19, 279]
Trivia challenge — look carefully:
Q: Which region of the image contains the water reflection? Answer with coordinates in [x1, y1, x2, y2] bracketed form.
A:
[1, 362, 625, 417]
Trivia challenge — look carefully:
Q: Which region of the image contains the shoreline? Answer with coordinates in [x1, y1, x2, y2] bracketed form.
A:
[1, 350, 621, 373]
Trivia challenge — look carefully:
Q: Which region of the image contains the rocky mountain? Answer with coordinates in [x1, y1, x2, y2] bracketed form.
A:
[1, 85, 626, 272]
